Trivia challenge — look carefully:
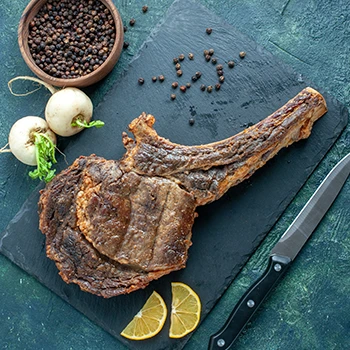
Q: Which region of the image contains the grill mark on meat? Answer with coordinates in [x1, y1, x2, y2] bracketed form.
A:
[39, 87, 328, 297]
[147, 186, 170, 270]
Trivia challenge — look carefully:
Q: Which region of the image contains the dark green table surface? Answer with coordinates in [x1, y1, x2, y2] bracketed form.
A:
[1, 0, 349, 349]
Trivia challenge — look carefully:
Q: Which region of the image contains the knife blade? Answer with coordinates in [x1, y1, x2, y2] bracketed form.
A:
[208, 153, 350, 350]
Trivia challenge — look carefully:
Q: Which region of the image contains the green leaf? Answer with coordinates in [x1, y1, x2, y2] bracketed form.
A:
[71, 119, 105, 129]
[28, 133, 57, 183]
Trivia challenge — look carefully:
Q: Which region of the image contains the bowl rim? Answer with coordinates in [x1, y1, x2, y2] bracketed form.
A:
[18, 0, 124, 87]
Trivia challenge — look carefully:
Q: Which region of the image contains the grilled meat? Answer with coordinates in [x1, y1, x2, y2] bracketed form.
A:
[39, 87, 327, 297]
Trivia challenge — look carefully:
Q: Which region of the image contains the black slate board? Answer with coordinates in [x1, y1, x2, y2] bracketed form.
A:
[0, 0, 348, 349]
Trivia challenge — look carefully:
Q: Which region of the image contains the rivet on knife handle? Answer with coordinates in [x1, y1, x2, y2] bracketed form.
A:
[208, 152, 350, 350]
[208, 255, 291, 350]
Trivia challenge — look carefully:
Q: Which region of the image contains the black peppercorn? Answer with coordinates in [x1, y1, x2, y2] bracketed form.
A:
[200, 84, 206, 91]
[158, 75, 165, 82]
[216, 64, 223, 71]
[189, 118, 195, 125]
[217, 70, 224, 76]
[173, 57, 179, 64]
[177, 69, 183, 77]
[186, 82, 191, 88]
[206, 27, 212, 34]
[207, 85, 213, 93]
[195, 71, 202, 78]
[123, 41, 129, 49]
[208, 48, 214, 56]
[211, 57, 217, 64]
[138, 77, 144, 85]
[175, 63, 181, 70]
[172, 81, 179, 89]
[152, 76, 157, 82]
[205, 54, 211, 62]
[228, 60, 235, 68]
[203, 50, 209, 56]
[178, 54, 185, 61]
[219, 75, 225, 83]
[239, 51, 246, 58]
[170, 94, 176, 100]
[180, 85, 186, 92]
[129, 18, 136, 26]
[123, 25, 128, 32]
[215, 83, 221, 90]
[142, 5, 148, 13]
[188, 53, 194, 60]
[28, 0, 117, 80]
[191, 75, 198, 82]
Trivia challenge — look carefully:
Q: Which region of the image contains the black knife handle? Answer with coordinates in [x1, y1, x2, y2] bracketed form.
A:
[208, 255, 292, 350]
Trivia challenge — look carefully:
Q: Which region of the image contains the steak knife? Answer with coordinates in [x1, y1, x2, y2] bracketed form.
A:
[208, 153, 350, 350]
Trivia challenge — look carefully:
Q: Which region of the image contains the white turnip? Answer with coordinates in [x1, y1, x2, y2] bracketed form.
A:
[45, 87, 101, 137]
[8, 76, 104, 137]
[1, 116, 57, 182]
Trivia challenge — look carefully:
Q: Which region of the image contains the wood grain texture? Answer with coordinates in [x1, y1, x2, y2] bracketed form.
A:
[0, 0, 349, 350]
[18, 0, 124, 87]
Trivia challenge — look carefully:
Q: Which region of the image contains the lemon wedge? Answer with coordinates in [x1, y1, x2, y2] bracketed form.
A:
[121, 291, 167, 340]
[169, 282, 201, 338]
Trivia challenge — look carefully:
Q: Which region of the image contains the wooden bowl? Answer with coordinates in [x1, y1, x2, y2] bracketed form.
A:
[18, 0, 124, 88]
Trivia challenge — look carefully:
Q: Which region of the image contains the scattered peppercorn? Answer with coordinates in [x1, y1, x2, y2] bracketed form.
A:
[239, 51, 246, 58]
[205, 54, 211, 62]
[217, 70, 224, 76]
[129, 18, 136, 26]
[189, 118, 195, 125]
[138, 77, 144, 85]
[123, 41, 129, 49]
[216, 64, 223, 71]
[215, 83, 221, 90]
[186, 82, 191, 88]
[173, 57, 179, 64]
[219, 75, 225, 83]
[170, 94, 176, 100]
[158, 75, 165, 82]
[208, 48, 214, 56]
[200, 84, 206, 91]
[211, 57, 217, 64]
[175, 63, 181, 70]
[179, 54, 185, 61]
[180, 85, 187, 92]
[142, 5, 148, 13]
[195, 71, 202, 78]
[228, 60, 235, 68]
[124, 26, 128, 33]
[177, 69, 183, 77]
[172, 81, 179, 89]
[152, 76, 157, 82]
[191, 75, 198, 82]
[207, 85, 213, 93]
[203, 50, 209, 56]
[27, 0, 117, 79]
[188, 53, 194, 60]
[206, 28, 212, 35]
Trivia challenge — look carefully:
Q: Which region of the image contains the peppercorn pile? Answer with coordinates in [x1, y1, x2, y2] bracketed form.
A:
[28, 0, 116, 79]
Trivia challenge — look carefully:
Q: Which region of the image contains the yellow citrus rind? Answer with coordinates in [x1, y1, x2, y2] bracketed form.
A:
[121, 291, 167, 340]
[169, 282, 201, 338]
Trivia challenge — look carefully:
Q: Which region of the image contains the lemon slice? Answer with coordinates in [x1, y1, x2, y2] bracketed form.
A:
[121, 291, 167, 340]
[169, 282, 201, 338]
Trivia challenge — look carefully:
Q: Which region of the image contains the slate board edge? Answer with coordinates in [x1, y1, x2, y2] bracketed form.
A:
[0, 0, 349, 349]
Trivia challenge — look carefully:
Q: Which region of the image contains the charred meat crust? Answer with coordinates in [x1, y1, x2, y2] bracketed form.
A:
[39, 87, 327, 297]
[122, 87, 326, 177]
[39, 156, 196, 298]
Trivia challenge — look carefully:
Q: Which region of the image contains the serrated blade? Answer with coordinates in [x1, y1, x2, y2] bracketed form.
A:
[270, 153, 350, 261]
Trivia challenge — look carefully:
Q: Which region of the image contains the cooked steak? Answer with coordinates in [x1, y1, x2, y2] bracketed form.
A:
[39, 87, 327, 298]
